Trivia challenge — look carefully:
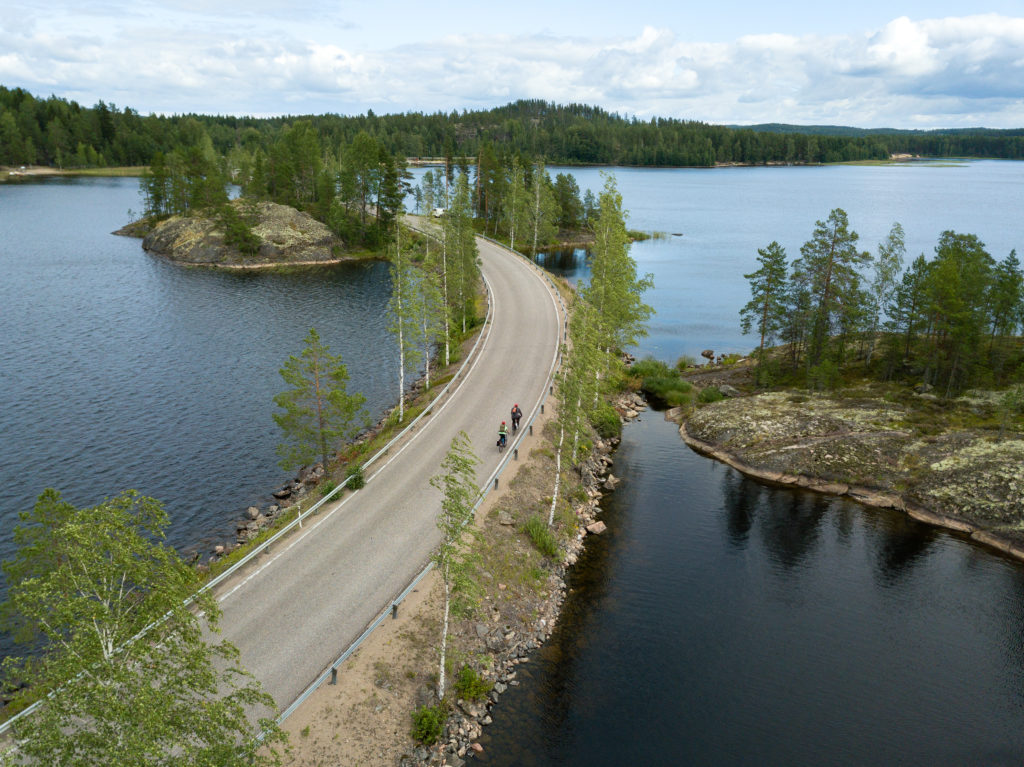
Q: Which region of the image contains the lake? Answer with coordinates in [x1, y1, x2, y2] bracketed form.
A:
[0, 177, 399, 570]
[5, 163, 1024, 761]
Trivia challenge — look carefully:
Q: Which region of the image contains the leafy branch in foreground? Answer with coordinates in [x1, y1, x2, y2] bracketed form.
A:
[1, 488, 287, 766]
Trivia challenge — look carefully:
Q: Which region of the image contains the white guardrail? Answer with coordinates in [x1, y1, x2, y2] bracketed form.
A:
[276, 233, 567, 725]
[0, 229, 569, 743]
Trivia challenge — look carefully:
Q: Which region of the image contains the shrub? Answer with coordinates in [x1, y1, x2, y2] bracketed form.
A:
[345, 464, 365, 489]
[676, 355, 697, 371]
[590, 401, 622, 439]
[411, 704, 446, 744]
[522, 515, 559, 558]
[453, 665, 492, 701]
[698, 386, 724, 404]
[630, 356, 672, 379]
[318, 479, 337, 498]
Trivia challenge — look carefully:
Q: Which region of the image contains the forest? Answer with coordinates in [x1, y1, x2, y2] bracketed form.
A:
[740, 210, 1024, 397]
[4, 86, 1024, 171]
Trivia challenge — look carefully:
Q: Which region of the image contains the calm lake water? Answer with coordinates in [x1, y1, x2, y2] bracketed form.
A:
[478, 414, 1024, 766]
[0, 177, 399, 568]
[5, 164, 1024, 759]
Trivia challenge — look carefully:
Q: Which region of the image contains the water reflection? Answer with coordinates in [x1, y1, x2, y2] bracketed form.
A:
[760, 488, 830, 570]
[869, 514, 938, 587]
[482, 413, 1024, 766]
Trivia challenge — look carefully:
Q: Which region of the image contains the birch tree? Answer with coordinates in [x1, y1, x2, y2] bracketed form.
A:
[580, 174, 653, 398]
[866, 222, 906, 364]
[1, 489, 287, 766]
[387, 225, 423, 422]
[527, 161, 558, 254]
[428, 432, 479, 700]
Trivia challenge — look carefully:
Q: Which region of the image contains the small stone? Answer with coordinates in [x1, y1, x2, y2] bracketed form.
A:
[246, 506, 260, 519]
[586, 521, 607, 535]
[471, 743, 484, 754]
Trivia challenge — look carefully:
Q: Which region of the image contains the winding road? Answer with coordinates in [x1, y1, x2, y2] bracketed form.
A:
[211, 231, 564, 714]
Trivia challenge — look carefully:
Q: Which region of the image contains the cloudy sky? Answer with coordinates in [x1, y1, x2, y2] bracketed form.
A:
[3, 0, 1024, 128]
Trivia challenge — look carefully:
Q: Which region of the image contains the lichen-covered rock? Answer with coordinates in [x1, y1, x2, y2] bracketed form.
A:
[141, 199, 346, 267]
[684, 389, 1024, 534]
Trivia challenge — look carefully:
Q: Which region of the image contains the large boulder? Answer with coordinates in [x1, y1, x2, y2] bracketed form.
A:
[141, 200, 346, 267]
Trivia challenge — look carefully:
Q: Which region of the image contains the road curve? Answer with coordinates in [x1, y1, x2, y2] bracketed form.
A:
[212, 234, 563, 712]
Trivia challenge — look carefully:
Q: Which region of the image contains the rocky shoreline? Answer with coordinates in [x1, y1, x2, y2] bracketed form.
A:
[117, 199, 367, 268]
[676, 387, 1024, 562]
[398, 390, 646, 767]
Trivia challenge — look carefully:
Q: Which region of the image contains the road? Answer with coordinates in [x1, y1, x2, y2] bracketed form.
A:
[211, 233, 563, 712]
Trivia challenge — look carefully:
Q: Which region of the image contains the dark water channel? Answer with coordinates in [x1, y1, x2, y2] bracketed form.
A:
[479, 413, 1024, 765]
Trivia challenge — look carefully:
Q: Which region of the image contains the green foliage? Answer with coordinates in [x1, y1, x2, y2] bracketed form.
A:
[319, 479, 337, 497]
[345, 463, 366, 489]
[273, 327, 369, 473]
[410, 703, 446, 744]
[5, 87, 1024, 175]
[453, 665, 493, 701]
[630, 357, 672, 379]
[522, 515, 559, 558]
[697, 386, 725, 404]
[590, 400, 622, 439]
[676, 355, 697, 370]
[1, 489, 286, 766]
[218, 200, 261, 256]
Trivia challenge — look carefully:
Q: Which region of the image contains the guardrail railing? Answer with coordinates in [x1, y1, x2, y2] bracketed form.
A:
[275, 232, 567, 725]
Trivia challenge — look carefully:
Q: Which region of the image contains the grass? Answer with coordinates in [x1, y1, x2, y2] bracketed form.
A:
[522, 515, 559, 558]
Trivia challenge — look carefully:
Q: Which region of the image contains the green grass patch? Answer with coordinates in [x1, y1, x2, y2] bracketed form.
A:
[522, 515, 559, 558]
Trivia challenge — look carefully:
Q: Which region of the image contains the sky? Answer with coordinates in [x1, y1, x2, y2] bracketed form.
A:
[3, 0, 1024, 128]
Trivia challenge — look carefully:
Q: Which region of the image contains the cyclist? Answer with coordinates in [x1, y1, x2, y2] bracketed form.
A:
[497, 421, 508, 450]
[510, 403, 522, 433]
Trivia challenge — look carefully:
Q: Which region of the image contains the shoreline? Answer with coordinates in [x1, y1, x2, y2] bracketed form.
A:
[276, 387, 645, 766]
[677, 420, 1024, 563]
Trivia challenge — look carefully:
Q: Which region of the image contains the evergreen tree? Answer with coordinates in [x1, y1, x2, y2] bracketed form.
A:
[925, 231, 994, 395]
[740, 241, 789, 384]
[792, 208, 871, 378]
[273, 328, 368, 473]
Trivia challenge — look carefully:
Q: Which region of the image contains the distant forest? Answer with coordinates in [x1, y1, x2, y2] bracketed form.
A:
[3, 86, 1024, 169]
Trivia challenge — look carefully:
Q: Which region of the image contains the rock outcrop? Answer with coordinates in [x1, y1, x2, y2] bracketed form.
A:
[682, 388, 1024, 553]
[140, 200, 348, 267]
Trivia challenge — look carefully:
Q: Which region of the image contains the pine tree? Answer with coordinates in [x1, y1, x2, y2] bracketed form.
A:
[740, 241, 789, 384]
[273, 328, 368, 473]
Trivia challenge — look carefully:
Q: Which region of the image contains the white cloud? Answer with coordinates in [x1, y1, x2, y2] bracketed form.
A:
[1, 9, 1024, 127]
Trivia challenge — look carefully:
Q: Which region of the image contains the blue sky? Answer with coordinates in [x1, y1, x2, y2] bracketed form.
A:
[3, 1, 1024, 127]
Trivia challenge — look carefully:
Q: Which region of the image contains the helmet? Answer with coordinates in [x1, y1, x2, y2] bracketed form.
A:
[514, 403, 518, 408]
[502, 421, 506, 425]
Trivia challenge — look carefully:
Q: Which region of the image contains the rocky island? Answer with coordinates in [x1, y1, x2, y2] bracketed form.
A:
[120, 199, 357, 269]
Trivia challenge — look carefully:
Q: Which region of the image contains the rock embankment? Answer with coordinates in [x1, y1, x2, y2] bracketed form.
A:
[138, 200, 348, 268]
[399, 390, 646, 767]
[681, 388, 1024, 558]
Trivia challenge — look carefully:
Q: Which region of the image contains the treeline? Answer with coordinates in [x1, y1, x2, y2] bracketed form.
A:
[138, 112, 596, 254]
[6, 86, 1024, 170]
[741, 210, 1024, 395]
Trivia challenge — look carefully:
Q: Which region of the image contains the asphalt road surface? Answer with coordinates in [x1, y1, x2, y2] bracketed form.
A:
[212, 234, 564, 713]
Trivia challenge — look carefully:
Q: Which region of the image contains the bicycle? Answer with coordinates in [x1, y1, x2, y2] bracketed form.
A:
[497, 431, 507, 453]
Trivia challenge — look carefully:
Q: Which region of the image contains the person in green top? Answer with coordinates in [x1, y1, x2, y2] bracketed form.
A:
[497, 421, 508, 449]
